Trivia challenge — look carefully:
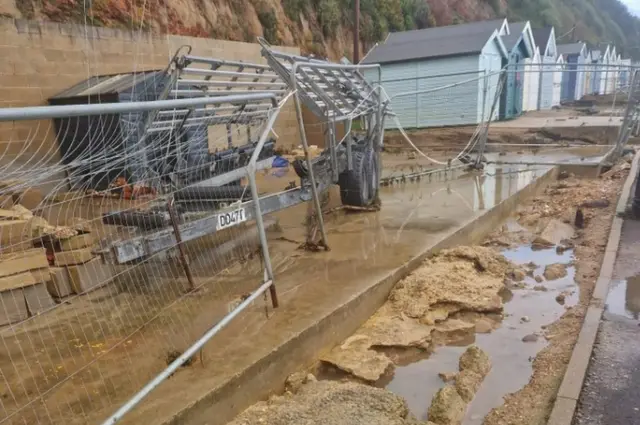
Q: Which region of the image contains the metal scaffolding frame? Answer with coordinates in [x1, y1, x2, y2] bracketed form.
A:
[84, 42, 388, 423]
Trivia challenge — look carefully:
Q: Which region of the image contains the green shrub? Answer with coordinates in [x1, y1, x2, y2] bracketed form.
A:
[317, 0, 341, 36]
[257, 6, 280, 44]
[283, 0, 306, 22]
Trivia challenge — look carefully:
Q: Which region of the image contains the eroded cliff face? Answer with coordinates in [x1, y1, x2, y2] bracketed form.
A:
[4, 0, 502, 59]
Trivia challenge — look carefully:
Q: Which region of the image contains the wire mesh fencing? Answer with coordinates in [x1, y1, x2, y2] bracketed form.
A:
[1, 15, 640, 425]
[375, 62, 640, 175]
[0, 51, 292, 424]
[376, 68, 506, 182]
[0, 28, 394, 424]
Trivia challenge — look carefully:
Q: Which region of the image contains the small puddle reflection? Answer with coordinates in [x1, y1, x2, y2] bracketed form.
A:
[385, 244, 579, 423]
[605, 275, 640, 320]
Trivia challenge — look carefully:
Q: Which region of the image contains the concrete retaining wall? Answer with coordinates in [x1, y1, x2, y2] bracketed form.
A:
[163, 166, 560, 425]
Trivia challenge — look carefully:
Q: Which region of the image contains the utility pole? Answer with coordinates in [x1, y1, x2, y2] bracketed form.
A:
[354, 0, 360, 64]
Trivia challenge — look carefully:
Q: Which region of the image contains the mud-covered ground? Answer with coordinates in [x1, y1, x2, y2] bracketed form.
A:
[224, 157, 631, 425]
[319, 246, 519, 385]
[482, 164, 631, 425]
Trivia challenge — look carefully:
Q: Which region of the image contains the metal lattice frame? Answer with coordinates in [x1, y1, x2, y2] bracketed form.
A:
[93, 44, 390, 424]
[259, 38, 387, 248]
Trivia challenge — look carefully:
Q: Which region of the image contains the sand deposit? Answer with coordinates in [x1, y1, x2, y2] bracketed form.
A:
[228, 380, 422, 425]
[321, 247, 515, 381]
[427, 346, 492, 425]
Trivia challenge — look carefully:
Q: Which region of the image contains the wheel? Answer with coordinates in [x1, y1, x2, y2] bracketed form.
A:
[367, 148, 379, 201]
[339, 147, 378, 207]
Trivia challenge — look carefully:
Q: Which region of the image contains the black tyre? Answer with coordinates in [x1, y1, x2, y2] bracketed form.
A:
[339, 147, 378, 207]
[367, 148, 380, 201]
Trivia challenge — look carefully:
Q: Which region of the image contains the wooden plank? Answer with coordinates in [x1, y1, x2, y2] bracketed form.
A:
[0, 288, 28, 325]
[0, 195, 13, 209]
[0, 248, 48, 278]
[0, 240, 35, 255]
[0, 209, 26, 220]
[0, 219, 31, 245]
[67, 257, 113, 294]
[23, 282, 55, 314]
[14, 188, 43, 210]
[48, 267, 73, 298]
[0, 272, 36, 291]
[53, 248, 94, 267]
[59, 234, 94, 252]
[31, 268, 51, 284]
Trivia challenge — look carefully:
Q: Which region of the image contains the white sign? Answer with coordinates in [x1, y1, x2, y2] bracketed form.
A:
[216, 208, 247, 230]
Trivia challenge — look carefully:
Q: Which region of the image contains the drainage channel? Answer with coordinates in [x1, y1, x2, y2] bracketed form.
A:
[211, 152, 630, 425]
[385, 240, 579, 424]
[308, 220, 579, 425]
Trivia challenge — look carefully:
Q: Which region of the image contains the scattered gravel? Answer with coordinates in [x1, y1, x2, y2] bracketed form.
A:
[229, 380, 421, 425]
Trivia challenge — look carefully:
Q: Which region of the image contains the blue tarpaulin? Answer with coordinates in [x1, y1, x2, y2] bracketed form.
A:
[272, 156, 289, 168]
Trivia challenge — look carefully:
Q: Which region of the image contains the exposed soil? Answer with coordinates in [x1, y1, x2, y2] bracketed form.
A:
[383, 121, 619, 157]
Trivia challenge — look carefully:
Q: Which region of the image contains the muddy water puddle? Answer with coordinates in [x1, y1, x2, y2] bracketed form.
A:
[605, 275, 640, 320]
[384, 244, 579, 423]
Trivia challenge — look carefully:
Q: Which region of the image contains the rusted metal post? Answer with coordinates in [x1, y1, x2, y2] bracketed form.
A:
[167, 198, 196, 291]
[354, 0, 360, 64]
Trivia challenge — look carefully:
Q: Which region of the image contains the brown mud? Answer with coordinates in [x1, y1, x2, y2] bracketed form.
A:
[320, 246, 519, 382]
[482, 164, 630, 425]
[230, 160, 630, 425]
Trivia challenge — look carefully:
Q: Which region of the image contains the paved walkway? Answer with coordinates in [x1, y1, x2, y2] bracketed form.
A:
[491, 115, 623, 129]
[574, 217, 640, 425]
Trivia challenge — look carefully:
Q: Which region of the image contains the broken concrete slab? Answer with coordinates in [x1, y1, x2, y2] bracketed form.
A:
[228, 380, 419, 425]
[432, 319, 475, 346]
[390, 247, 511, 322]
[539, 219, 576, 247]
[421, 305, 460, 326]
[320, 335, 393, 382]
[474, 317, 496, 334]
[439, 372, 457, 383]
[455, 369, 483, 403]
[532, 236, 555, 250]
[361, 311, 432, 349]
